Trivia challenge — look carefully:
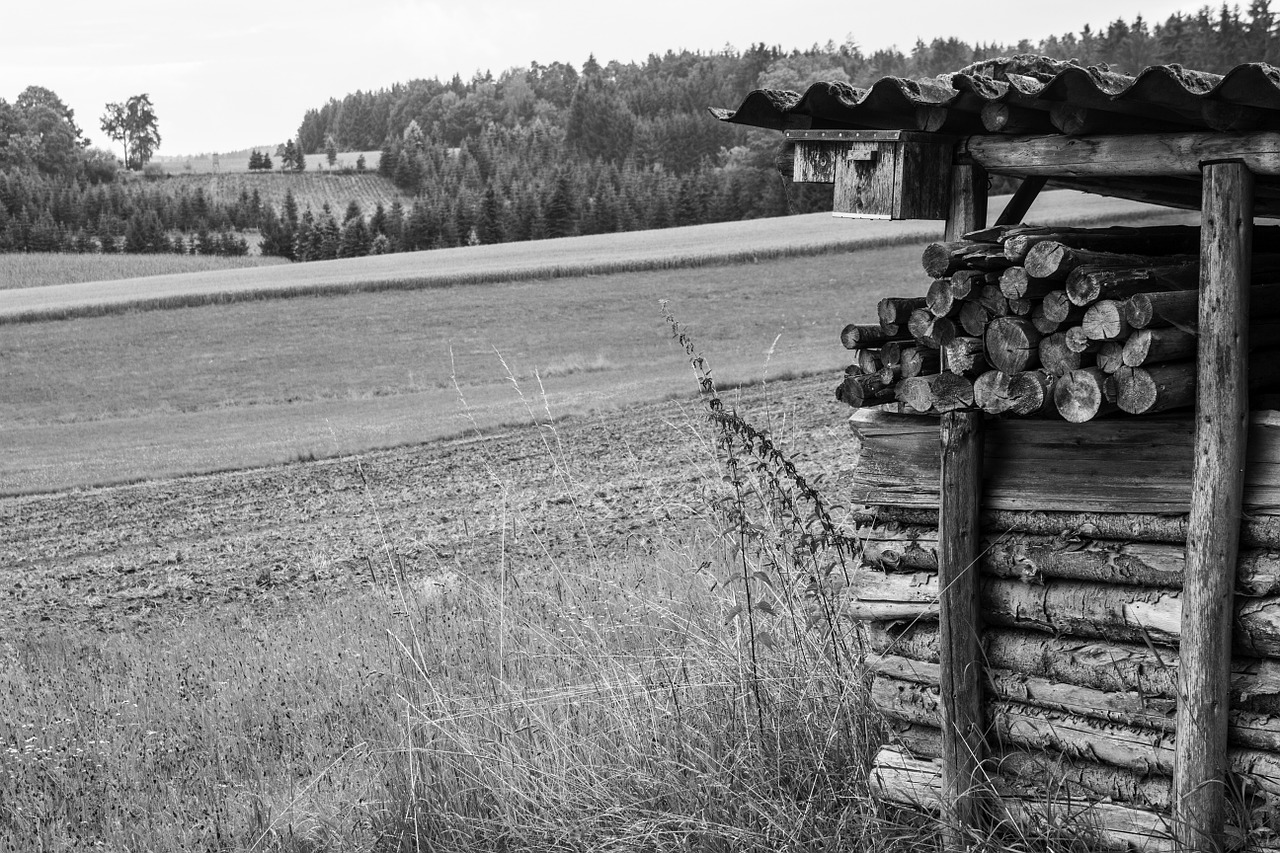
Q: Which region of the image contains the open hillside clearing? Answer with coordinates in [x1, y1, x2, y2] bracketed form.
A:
[152, 149, 382, 175]
[156, 168, 410, 218]
[0, 192, 1181, 324]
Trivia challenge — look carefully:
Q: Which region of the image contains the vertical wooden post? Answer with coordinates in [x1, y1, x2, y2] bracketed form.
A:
[1174, 160, 1253, 853]
[938, 161, 988, 852]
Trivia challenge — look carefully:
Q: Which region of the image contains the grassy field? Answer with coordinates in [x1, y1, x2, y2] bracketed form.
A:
[1, 392, 896, 850]
[2, 192, 1186, 851]
[0, 252, 288, 290]
[0, 192, 1191, 324]
[1, 192, 1195, 494]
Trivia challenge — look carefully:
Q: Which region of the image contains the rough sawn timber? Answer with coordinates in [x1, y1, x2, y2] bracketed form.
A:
[844, 409, 1280, 515]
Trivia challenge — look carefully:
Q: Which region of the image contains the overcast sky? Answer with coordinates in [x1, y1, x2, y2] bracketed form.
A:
[6, 1, 1192, 155]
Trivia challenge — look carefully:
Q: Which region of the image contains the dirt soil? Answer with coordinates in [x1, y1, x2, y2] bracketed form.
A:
[0, 373, 859, 639]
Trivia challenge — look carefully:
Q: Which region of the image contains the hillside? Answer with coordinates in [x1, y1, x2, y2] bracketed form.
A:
[153, 150, 382, 175]
[0, 192, 1183, 324]
[160, 170, 412, 217]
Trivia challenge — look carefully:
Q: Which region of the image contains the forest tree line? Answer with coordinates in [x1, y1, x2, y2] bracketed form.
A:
[1, 4, 1277, 259]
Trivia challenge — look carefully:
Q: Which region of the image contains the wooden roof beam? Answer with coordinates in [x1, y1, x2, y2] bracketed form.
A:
[965, 132, 1280, 178]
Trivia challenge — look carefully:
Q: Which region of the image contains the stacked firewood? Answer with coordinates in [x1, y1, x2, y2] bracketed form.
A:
[838, 224, 1280, 422]
[850, 516, 1280, 845]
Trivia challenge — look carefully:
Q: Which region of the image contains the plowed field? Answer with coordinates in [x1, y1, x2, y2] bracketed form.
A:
[0, 374, 857, 639]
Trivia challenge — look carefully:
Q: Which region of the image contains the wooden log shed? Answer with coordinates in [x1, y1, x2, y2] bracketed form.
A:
[715, 57, 1280, 852]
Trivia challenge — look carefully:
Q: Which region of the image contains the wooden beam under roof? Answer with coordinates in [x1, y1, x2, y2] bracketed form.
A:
[964, 132, 1280, 178]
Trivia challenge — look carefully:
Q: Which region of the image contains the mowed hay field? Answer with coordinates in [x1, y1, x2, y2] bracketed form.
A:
[0, 252, 288, 290]
[1, 192, 1194, 494]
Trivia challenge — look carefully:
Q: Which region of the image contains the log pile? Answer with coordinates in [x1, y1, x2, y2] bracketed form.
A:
[837, 224, 1280, 422]
[852, 514, 1280, 846]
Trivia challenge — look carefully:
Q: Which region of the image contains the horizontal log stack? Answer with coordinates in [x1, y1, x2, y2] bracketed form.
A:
[837, 224, 1280, 422]
[852, 515, 1280, 849]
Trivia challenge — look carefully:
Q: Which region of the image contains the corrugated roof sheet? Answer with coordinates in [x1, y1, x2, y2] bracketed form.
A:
[713, 56, 1280, 213]
[712, 56, 1280, 135]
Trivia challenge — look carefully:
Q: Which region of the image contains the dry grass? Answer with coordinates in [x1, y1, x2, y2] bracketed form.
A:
[0, 379, 893, 852]
[0, 253, 288, 290]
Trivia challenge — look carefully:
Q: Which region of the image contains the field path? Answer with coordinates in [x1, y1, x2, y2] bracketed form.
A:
[0, 374, 859, 637]
[0, 193, 1172, 322]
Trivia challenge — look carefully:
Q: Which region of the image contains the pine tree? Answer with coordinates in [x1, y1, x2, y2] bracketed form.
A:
[543, 173, 576, 238]
[477, 185, 503, 244]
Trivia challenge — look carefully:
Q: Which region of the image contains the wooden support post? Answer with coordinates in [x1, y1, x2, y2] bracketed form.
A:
[1174, 160, 1254, 853]
[938, 411, 986, 848]
[945, 163, 988, 242]
[994, 176, 1047, 227]
[938, 161, 989, 851]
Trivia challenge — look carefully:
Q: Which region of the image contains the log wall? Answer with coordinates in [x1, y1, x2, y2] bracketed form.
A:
[841, 216, 1280, 850]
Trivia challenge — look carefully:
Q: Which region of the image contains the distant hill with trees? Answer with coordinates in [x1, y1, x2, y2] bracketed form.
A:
[1, 5, 1276, 261]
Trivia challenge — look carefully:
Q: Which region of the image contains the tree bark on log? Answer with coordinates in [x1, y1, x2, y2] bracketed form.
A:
[927, 278, 964, 318]
[836, 370, 898, 409]
[973, 371, 1015, 415]
[870, 747, 1178, 853]
[865, 622, 1280, 714]
[1007, 296, 1033, 316]
[977, 284, 1010, 318]
[1082, 300, 1131, 341]
[873, 657, 1280, 754]
[857, 348, 885, 374]
[1024, 241, 1197, 283]
[1097, 342, 1126, 373]
[897, 373, 975, 414]
[942, 336, 986, 374]
[900, 346, 942, 379]
[980, 103, 1056, 136]
[843, 323, 912, 349]
[908, 309, 957, 349]
[1004, 225, 1206, 263]
[1066, 264, 1200, 307]
[1064, 326, 1102, 353]
[1125, 285, 1280, 331]
[1006, 370, 1058, 416]
[1054, 367, 1118, 422]
[856, 505, 1280, 551]
[853, 525, 1280, 595]
[922, 241, 1011, 278]
[958, 301, 991, 337]
[985, 316, 1042, 373]
[1032, 290, 1084, 334]
[1114, 365, 1197, 415]
[1039, 332, 1091, 375]
[1122, 328, 1198, 367]
[880, 297, 930, 329]
[854, 570, 1280, 662]
[1000, 266, 1063, 299]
